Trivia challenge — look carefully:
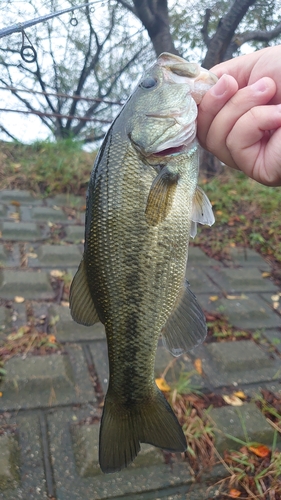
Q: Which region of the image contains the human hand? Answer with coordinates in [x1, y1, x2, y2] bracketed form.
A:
[197, 46, 281, 186]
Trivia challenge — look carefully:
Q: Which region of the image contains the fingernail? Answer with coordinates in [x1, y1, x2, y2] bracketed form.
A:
[210, 74, 228, 97]
[250, 78, 268, 93]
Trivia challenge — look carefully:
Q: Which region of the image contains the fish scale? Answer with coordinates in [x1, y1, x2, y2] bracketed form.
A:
[70, 52, 217, 473]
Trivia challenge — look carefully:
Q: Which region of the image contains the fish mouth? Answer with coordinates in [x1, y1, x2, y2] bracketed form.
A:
[152, 144, 187, 157]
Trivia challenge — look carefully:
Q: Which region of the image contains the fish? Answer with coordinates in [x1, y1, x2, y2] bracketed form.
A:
[69, 52, 217, 474]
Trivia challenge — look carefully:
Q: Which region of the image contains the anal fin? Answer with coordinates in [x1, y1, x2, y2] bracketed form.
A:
[69, 259, 100, 326]
[161, 280, 207, 356]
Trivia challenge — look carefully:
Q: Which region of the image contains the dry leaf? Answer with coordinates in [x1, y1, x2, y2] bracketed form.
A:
[11, 200, 21, 206]
[216, 210, 223, 215]
[194, 358, 203, 375]
[248, 444, 270, 458]
[9, 212, 20, 220]
[61, 301, 69, 307]
[48, 334, 57, 344]
[0, 231, 2, 238]
[271, 294, 280, 302]
[50, 269, 64, 278]
[7, 325, 29, 341]
[229, 242, 236, 247]
[262, 272, 271, 278]
[226, 294, 247, 300]
[14, 296, 25, 303]
[209, 295, 218, 302]
[0, 392, 2, 397]
[229, 489, 241, 498]
[27, 253, 38, 259]
[273, 302, 279, 310]
[222, 394, 243, 406]
[155, 378, 171, 392]
[234, 390, 247, 400]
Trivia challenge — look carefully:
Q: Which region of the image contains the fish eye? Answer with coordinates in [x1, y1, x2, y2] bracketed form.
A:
[140, 77, 157, 89]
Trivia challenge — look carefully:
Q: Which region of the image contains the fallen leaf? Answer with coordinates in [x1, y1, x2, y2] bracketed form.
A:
[194, 358, 202, 375]
[226, 294, 247, 300]
[0, 392, 2, 397]
[262, 272, 271, 278]
[50, 269, 64, 278]
[273, 302, 279, 310]
[14, 296, 25, 303]
[61, 301, 69, 307]
[271, 294, 280, 302]
[49, 314, 60, 327]
[7, 326, 29, 341]
[27, 253, 38, 259]
[234, 390, 247, 400]
[216, 210, 223, 216]
[155, 378, 171, 392]
[9, 212, 20, 220]
[222, 394, 243, 406]
[209, 295, 218, 302]
[48, 334, 57, 344]
[11, 200, 21, 206]
[229, 489, 241, 498]
[229, 242, 236, 247]
[248, 444, 270, 458]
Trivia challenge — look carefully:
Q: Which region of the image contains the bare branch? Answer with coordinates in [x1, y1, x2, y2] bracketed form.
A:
[201, 8, 211, 47]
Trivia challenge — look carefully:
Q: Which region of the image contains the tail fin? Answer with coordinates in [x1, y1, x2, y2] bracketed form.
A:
[99, 387, 187, 473]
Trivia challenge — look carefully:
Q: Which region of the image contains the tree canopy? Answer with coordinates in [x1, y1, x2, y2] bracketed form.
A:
[1, 0, 281, 144]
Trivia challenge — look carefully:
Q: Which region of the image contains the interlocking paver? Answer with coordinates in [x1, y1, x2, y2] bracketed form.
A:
[0, 188, 280, 499]
[210, 403, 280, 453]
[0, 270, 55, 300]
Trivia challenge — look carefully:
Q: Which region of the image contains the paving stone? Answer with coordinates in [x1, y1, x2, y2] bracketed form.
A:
[47, 407, 194, 500]
[1, 222, 45, 241]
[0, 190, 39, 204]
[0, 270, 55, 300]
[48, 304, 105, 342]
[197, 340, 280, 387]
[202, 293, 281, 329]
[0, 204, 6, 217]
[0, 306, 13, 339]
[0, 412, 49, 499]
[155, 345, 207, 392]
[46, 194, 85, 208]
[210, 403, 280, 453]
[262, 329, 281, 353]
[0, 433, 20, 491]
[0, 345, 95, 410]
[228, 247, 271, 270]
[207, 340, 273, 372]
[207, 267, 278, 293]
[29, 206, 67, 221]
[185, 266, 220, 294]
[187, 246, 219, 267]
[0, 244, 8, 266]
[64, 225, 85, 243]
[28, 244, 82, 267]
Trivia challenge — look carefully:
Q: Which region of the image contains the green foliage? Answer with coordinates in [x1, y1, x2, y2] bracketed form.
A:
[0, 139, 95, 195]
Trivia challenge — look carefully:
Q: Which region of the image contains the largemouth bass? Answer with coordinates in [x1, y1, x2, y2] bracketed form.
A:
[70, 53, 217, 474]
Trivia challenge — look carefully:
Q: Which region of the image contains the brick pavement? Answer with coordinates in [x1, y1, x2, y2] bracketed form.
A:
[0, 190, 280, 499]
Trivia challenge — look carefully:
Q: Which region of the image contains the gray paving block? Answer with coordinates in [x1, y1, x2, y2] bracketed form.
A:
[0, 345, 95, 410]
[47, 407, 194, 500]
[187, 246, 219, 267]
[0, 412, 49, 499]
[28, 244, 82, 267]
[207, 267, 278, 293]
[29, 206, 67, 221]
[185, 266, 220, 294]
[0, 190, 39, 204]
[0, 204, 6, 217]
[262, 329, 281, 353]
[0, 306, 13, 338]
[0, 244, 8, 265]
[0, 270, 55, 300]
[1, 222, 45, 241]
[198, 340, 281, 387]
[206, 341, 273, 372]
[228, 247, 271, 270]
[0, 434, 20, 491]
[210, 403, 280, 453]
[48, 304, 105, 342]
[205, 293, 281, 329]
[46, 194, 85, 208]
[64, 225, 85, 243]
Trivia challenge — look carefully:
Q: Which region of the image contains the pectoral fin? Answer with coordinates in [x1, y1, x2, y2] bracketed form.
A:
[161, 280, 207, 356]
[190, 186, 215, 238]
[145, 168, 178, 226]
[69, 259, 100, 326]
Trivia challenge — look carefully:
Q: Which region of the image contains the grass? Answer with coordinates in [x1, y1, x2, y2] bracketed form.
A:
[0, 139, 95, 196]
[196, 169, 281, 267]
